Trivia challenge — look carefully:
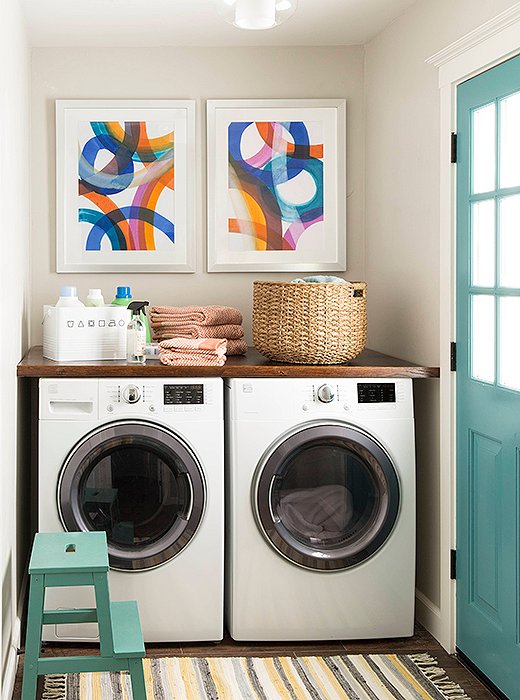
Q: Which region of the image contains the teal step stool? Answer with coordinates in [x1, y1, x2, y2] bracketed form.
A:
[21, 531, 147, 700]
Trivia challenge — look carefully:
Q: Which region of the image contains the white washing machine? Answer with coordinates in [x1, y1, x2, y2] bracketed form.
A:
[39, 377, 223, 643]
[225, 377, 416, 641]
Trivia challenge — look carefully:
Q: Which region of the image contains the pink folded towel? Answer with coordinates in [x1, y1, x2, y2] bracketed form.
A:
[159, 353, 226, 367]
[158, 337, 227, 367]
[151, 305, 242, 326]
[152, 323, 244, 341]
[159, 337, 227, 354]
[226, 338, 248, 356]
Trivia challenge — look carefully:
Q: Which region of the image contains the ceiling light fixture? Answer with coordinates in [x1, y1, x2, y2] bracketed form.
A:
[216, 0, 298, 31]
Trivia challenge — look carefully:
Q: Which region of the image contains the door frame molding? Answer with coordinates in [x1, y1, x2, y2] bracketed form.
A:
[426, 3, 520, 653]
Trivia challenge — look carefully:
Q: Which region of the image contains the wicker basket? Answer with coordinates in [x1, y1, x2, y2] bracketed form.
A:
[252, 280, 367, 365]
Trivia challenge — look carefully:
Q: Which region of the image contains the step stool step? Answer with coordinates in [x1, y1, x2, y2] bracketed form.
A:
[29, 532, 109, 575]
[110, 601, 145, 658]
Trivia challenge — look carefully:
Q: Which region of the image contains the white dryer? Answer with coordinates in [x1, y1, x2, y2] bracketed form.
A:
[39, 377, 223, 643]
[225, 377, 416, 641]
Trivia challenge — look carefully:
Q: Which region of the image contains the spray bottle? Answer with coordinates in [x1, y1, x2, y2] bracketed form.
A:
[127, 301, 149, 364]
[112, 286, 151, 342]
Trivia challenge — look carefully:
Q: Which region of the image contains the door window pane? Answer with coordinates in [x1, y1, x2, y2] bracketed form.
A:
[499, 296, 520, 391]
[499, 195, 520, 288]
[273, 441, 380, 549]
[80, 445, 189, 548]
[471, 295, 495, 383]
[59, 422, 206, 570]
[471, 199, 495, 287]
[499, 91, 520, 189]
[255, 425, 400, 570]
[472, 103, 496, 194]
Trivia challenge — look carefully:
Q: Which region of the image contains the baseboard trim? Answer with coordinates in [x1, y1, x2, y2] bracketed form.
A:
[415, 589, 443, 642]
[2, 616, 21, 700]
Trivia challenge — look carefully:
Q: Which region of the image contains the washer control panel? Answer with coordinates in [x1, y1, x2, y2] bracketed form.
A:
[98, 379, 221, 420]
[164, 384, 204, 405]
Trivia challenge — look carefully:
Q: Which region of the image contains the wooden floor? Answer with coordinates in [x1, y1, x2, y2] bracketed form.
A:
[11, 624, 499, 700]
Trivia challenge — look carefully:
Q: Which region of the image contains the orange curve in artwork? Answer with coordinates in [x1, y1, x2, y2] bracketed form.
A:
[255, 121, 323, 159]
[104, 122, 174, 159]
[80, 189, 134, 250]
[230, 189, 268, 250]
[135, 169, 173, 250]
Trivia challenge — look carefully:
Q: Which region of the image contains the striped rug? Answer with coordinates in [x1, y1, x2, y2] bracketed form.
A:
[42, 653, 471, 700]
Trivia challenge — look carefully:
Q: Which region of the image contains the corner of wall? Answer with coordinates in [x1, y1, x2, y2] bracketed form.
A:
[1, 617, 21, 700]
[1, 0, 32, 691]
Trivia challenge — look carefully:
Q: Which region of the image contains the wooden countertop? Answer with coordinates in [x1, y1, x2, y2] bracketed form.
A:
[17, 346, 440, 379]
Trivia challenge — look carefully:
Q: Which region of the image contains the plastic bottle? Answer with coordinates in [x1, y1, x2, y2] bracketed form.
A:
[85, 289, 105, 307]
[127, 301, 149, 364]
[145, 343, 161, 359]
[111, 286, 151, 342]
[55, 286, 84, 307]
[111, 286, 132, 306]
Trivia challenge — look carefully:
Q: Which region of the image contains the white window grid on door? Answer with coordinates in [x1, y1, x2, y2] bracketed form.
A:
[469, 91, 520, 392]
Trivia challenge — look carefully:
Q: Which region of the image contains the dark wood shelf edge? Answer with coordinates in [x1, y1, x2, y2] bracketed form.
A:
[17, 346, 440, 379]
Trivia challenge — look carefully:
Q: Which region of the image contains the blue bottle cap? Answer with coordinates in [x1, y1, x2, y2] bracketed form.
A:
[115, 286, 131, 298]
[60, 286, 77, 297]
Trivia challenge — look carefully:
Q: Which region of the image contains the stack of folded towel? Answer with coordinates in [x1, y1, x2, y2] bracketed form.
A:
[150, 305, 248, 356]
[159, 338, 227, 367]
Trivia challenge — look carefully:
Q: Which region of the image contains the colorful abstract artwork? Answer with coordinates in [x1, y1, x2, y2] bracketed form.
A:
[207, 100, 346, 272]
[57, 100, 195, 272]
[228, 121, 323, 252]
[78, 121, 175, 252]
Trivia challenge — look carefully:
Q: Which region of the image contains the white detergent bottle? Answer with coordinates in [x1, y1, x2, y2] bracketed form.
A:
[55, 286, 84, 307]
[85, 288, 105, 307]
[127, 301, 149, 364]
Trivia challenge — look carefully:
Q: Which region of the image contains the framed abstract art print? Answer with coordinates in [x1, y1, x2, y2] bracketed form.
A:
[207, 99, 346, 272]
[56, 100, 195, 272]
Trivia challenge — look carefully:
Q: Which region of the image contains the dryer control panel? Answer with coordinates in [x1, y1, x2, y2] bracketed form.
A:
[226, 378, 413, 421]
[301, 379, 408, 418]
[357, 382, 396, 403]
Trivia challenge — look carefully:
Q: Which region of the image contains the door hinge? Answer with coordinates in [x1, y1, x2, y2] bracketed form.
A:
[451, 132, 457, 163]
[450, 341, 457, 371]
[450, 549, 457, 580]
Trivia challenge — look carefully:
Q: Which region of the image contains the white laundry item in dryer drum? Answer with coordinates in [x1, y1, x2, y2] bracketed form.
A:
[39, 378, 224, 643]
[225, 378, 416, 641]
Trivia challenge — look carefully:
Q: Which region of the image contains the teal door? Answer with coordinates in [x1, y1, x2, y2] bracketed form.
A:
[457, 53, 520, 699]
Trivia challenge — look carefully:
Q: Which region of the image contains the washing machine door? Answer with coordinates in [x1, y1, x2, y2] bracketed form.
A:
[254, 422, 400, 571]
[58, 420, 206, 571]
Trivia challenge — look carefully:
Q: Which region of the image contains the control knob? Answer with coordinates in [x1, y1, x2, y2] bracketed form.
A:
[122, 384, 141, 404]
[316, 384, 335, 403]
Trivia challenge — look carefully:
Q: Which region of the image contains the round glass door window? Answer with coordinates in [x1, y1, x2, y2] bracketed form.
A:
[254, 423, 400, 571]
[58, 421, 205, 570]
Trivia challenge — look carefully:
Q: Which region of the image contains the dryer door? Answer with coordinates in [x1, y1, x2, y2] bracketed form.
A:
[58, 421, 205, 570]
[254, 423, 400, 571]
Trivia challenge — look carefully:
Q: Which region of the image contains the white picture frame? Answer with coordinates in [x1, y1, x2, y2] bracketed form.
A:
[56, 99, 196, 273]
[207, 99, 346, 273]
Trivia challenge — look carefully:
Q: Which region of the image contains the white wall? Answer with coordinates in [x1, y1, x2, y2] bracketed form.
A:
[30, 46, 365, 344]
[0, 1, 30, 696]
[364, 0, 517, 640]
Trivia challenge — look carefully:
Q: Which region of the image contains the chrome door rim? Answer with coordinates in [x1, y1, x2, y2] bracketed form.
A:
[252, 420, 401, 571]
[57, 420, 206, 571]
